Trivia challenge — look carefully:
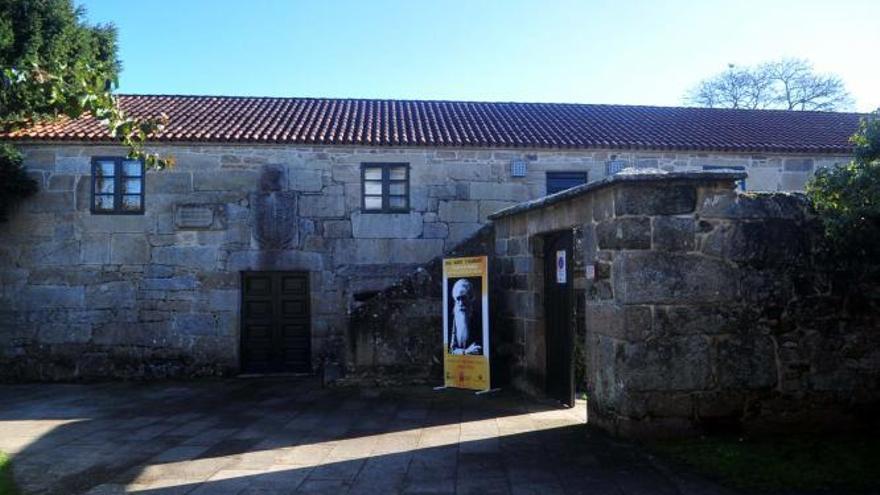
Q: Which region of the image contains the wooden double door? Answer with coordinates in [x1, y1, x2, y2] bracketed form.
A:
[240, 271, 311, 373]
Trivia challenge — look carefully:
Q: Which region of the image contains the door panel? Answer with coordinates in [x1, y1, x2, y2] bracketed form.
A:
[241, 271, 311, 373]
[544, 231, 575, 407]
[546, 172, 588, 195]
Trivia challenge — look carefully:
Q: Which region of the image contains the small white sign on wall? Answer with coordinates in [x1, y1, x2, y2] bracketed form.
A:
[585, 264, 596, 280]
[556, 250, 567, 284]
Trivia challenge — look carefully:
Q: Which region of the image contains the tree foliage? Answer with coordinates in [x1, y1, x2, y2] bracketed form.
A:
[686, 58, 853, 111]
[0, 0, 119, 124]
[806, 111, 880, 263]
[0, 0, 171, 220]
[0, 144, 37, 221]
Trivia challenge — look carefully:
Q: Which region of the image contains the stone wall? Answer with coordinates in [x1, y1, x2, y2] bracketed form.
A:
[0, 142, 851, 381]
[345, 226, 495, 385]
[491, 171, 880, 437]
[491, 180, 618, 396]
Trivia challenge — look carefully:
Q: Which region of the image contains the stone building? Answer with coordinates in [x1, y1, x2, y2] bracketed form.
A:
[0, 96, 862, 391]
[489, 170, 880, 435]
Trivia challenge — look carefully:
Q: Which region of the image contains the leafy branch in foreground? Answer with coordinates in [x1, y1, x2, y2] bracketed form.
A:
[806, 110, 880, 264]
[0, 0, 172, 220]
[0, 0, 173, 169]
[1, 61, 174, 170]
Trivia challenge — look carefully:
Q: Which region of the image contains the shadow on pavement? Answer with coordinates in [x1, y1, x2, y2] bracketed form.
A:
[0, 377, 725, 494]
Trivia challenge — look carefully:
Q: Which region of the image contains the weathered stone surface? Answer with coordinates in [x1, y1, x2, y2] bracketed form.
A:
[22, 149, 55, 169]
[298, 194, 345, 218]
[226, 250, 323, 271]
[351, 211, 423, 238]
[596, 217, 651, 250]
[110, 234, 150, 264]
[479, 200, 517, 221]
[653, 305, 753, 336]
[438, 200, 478, 223]
[23, 240, 80, 265]
[652, 216, 694, 252]
[25, 192, 74, 213]
[468, 182, 529, 201]
[47, 174, 76, 191]
[582, 223, 597, 264]
[80, 215, 155, 233]
[585, 303, 652, 341]
[784, 158, 813, 172]
[21, 286, 84, 308]
[422, 222, 449, 239]
[86, 281, 137, 309]
[81, 234, 110, 264]
[701, 219, 807, 267]
[208, 290, 239, 311]
[141, 275, 197, 291]
[333, 238, 444, 265]
[613, 251, 738, 304]
[152, 246, 218, 270]
[193, 171, 258, 191]
[622, 336, 713, 392]
[447, 222, 483, 247]
[55, 156, 89, 173]
[251, 192, 298, 248]
[173, 313, 216, 335]
[39, 324, 91, 344]
[715, 335, 777, 389]
[289, 167, 323, 192]
[323, 220, 352, 238]
[427, 184, 457, 199]
[146, 172, 192, 193]
[699, 191, 808, 220]
[614, 184, 696, 215]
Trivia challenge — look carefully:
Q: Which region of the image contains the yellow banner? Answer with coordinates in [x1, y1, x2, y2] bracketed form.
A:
[444, 355, 490, 390]
[442, 256, 490, 391]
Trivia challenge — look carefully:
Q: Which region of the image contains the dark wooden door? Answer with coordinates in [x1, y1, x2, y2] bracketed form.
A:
[544, 230, 575, 407]
[241, 271, 311, 373]
[546, 171, 588, 195]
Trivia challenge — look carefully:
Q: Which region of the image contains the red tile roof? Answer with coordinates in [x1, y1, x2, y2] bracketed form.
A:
[2, 94, 862, 154]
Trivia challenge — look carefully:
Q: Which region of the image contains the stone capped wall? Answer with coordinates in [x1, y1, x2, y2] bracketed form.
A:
[491, 171, 880, 437]
[345, 226, 495, 385]
[0, 142, 852, 381]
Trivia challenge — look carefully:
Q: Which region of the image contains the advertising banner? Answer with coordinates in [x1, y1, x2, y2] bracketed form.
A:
[442, 256, 490, 391]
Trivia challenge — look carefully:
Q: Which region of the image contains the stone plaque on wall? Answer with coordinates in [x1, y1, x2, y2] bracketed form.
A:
[175, 204, 226, 230]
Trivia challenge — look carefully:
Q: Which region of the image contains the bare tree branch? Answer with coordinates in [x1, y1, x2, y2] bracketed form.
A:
[685, 58, 853, 111]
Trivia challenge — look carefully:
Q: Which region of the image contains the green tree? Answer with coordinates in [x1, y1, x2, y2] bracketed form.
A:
[806, 110, 880, 263]
[0, 0, 171, 220]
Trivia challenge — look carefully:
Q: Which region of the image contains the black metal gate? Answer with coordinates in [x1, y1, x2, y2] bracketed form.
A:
[240, 271, 311, 374]
[544, 230, 575, 407]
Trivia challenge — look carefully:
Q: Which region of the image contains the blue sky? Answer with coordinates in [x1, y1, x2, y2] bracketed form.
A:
[81, 0, 879, 111]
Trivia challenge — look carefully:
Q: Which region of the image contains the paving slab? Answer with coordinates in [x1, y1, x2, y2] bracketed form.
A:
[1, 377, 740, 494]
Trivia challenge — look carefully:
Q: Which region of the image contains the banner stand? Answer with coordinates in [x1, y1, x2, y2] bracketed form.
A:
[475, 388, 501, 396]
[432, 385, 501, 396]
[441, 256, 492, 393]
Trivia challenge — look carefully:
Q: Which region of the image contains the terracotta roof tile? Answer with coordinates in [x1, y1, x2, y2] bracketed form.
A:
[2, 94, 862, 154]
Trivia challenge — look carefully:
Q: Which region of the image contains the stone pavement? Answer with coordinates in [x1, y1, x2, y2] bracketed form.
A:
[0, 378, 734, 495]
